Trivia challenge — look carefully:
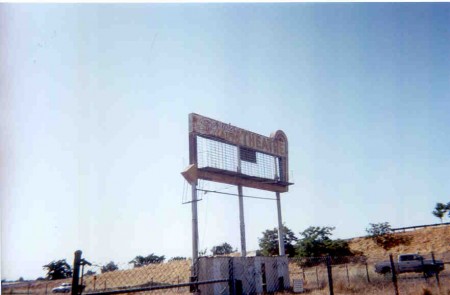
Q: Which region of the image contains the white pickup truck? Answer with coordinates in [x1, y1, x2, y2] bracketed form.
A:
[375, 254, 444, 277]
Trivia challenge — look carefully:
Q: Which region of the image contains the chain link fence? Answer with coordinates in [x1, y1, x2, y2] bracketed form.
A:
[288, 252, 449, 294]
[2, 251, 449, 295]
[81, 259, 194, 294]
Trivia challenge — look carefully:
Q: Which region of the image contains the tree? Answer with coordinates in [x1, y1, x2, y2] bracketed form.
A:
[432, 202, 450, 222]
[366, 222, 391, 237]
[129, 254, 165, 268]
[295, 226, 352, 258]
[43, 259, 72, 280]
[211, 243, 236, 256]
[258, 225, 298, 257]
[366, 222, 411, 250]
[101, 261, 119, 273]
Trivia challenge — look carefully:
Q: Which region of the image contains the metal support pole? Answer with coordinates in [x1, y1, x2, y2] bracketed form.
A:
[238, 185, 246, 257]
[274, 156, 285, 256]
[276, 192, 285, 256]
[191, 183, 199, 276]
[236, 147, 246, 257]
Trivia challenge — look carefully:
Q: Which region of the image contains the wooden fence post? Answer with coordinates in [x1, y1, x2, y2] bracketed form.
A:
[71, 251, 82, 295]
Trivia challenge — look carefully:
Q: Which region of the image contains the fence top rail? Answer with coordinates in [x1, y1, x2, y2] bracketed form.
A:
[83, 278, 229, 295]
[391, 222, 450, 232]
[341, 222, 449, 240]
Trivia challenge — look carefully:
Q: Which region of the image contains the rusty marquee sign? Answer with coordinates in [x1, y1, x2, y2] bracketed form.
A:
[182, 113, 292, 193]
[182, 113, 293, 272]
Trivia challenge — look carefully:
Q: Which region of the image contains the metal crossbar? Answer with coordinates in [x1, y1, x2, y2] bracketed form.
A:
[197, 188, 277, 201]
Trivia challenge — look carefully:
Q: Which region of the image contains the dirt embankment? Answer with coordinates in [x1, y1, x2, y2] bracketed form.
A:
[348, 225, 450, 259]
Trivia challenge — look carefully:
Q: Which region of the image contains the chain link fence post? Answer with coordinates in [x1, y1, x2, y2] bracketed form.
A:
[420, 254, 428, 281]
[315, 266, 320, 289]
[431, 252, 440, 288]
[326, 256, 334, 295]
[365, 262, 371, 283]
[345, 263, 350, 286]
[389, 254, 399, 295]
[189, 259, 199, 294]
[228, 258, 235, 295]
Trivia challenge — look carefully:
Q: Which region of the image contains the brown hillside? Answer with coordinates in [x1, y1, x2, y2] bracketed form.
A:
[348, 225, 450, 259]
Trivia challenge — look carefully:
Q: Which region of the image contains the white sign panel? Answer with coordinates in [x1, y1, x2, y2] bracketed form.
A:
[293, 279, 304, 293]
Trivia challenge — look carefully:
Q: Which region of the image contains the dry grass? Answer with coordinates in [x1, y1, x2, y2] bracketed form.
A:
[2, 260, 192, 295]
[82, 259, 191, 290]
[288, 262, 450, 295]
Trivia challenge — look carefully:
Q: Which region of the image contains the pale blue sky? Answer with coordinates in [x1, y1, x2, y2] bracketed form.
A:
[1, 3, 449, 280]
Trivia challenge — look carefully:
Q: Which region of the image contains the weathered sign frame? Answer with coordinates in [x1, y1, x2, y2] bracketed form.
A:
[182, 113, 292, 277]
[182, 113, 291, 193]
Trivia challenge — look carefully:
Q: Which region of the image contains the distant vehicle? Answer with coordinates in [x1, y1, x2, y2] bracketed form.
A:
[52, 283, 71, 293]
[375, 254, 444, 277]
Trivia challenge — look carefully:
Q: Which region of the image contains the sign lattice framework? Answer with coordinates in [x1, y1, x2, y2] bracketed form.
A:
[184, 113, 291, 193]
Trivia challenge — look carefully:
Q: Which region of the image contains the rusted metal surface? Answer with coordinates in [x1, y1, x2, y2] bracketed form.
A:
[189, 113, 288, 158]
[186, 113, 291, 192]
